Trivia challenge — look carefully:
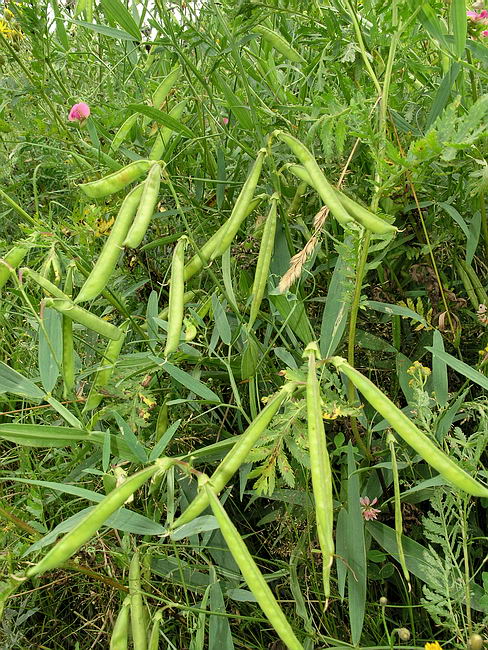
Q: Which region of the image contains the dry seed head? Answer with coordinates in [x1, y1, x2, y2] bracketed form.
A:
[397, 628, 411, 641]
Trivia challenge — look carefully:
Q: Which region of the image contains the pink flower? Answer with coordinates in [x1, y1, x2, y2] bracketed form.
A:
[360, 496, 381, 521]
[467, 10, 479, 18]
[68, 102, 90, 123]
[222, 117, 229, 125]
[467, 9, 488, 21]
[482, 29, 488, 35]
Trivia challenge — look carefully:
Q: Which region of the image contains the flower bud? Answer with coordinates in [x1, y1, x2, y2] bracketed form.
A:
[398, 628, 411, 642]
[379, 596, 388, 606]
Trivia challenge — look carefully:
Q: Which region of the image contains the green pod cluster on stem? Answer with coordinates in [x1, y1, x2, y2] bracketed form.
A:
[79, 160, 153, 199]
[287, 163, 397, 235]
[129, 552, 147, 650]
[253, 24, 306, 64]
[206, 487, 304, 650]
[110, 596, 131, 650]
[164, 236, 188, 357]
[75, 183, 144, 303]
[83, 320, 129, 411]
[329, 356, 488, 497]
[43, 297, 122, 341]
[26, 461, 170, 579]
[171, 382, 297, 529]
[248, 193, 279, 328]
[123, 163, 162, 249]
[304, 343, 334, 600]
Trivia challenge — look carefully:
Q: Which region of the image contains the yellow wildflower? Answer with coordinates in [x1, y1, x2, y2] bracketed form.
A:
[425, 642, 443, 650]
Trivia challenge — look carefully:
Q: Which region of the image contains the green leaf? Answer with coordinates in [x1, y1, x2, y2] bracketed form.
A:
[38, 307, 62, 394]
[112, 411, 148, 463]
[100, 0, 141, 41]
[171, 516, 219, 541]
[431, 331, 448, 406]
[365, 300, 429, 328]
[127, 104, 194, 138]
[0, 362, 44, 400]
[426, 346, 488, 391]
[208, 571, 235, 650]
[451, 0, 467, 59]
[215, 73, 254, 131]
[68, 18, 136, 41]
[150, 356, 220, 402]
[320, 253, 353, 357]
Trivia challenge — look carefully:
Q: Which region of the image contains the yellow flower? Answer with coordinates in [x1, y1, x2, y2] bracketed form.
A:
[425, 642, 443, 650]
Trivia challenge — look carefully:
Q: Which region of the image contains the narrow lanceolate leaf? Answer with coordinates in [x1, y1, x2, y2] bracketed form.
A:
[451, 0, 467, 59]
[127, 104, 194, 138]
[329, 357, 488, 498]
[38, 306, 62, 394]
[0, 362, 44, 400]
[100, 0, 141, 41]
[206, 487, 304, 650]
[305, 343, 334, 600]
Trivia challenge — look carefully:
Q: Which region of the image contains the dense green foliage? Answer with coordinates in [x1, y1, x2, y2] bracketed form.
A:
[1, 0, 488, 648]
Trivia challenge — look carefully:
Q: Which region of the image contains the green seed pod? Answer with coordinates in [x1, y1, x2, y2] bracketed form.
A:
[79, 160, 153, 199]
[171, 382, 297, 529]
[152, 66, 181, 109]
[329, 356, 488, 497]
[21, 267, 69, 299]
[26, 462, 168, 578]
[254, 24, 306, 64]
[129, 552, 147, 650]
[148, 611, 163, 650]
[123, 163, 162, 249]
[469, 634, 484, 650]
[0, 246, 28, 290]
[164, 236, 187, 357]
[206, 487, 304, 650]
[43, 298, 122, 341]
[83, 320, 129, 411]
[305, 343, 334, 599]
[62, 263, 76, 397]
[110, 596, 130, 650]
[248, 193, 278, 328]
[149, 100, 187, 161]
[397, 628, 411, 642]
[75, 183, 144, 303]
[110, 114, 138, 154]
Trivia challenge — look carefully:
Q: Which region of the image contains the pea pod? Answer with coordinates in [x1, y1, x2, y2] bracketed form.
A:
[110, 596, 131, 650]
[329, 356, 488, 497]
[110, 114, 138, 154]
[171, 382, 296, 529]
[287, 163, 396, 235]
[0, 245, 28, 290]
[209, 149, 266, 261]
[129, 552, 147, 650]
[62, 264, 76, 397]
[275, 132, 355, 228]
[83, 320, 129, 411]
[79, 160, 152, 199]
[149, 100, 187, 161]
[254, 24, 306, 64]
[183, 194, 264, 282]
[305, 343, 334, 600]
[75, 183, 144, 303]
[248, 194, 278, 328]
[44, 297, 122, 341]
[123, 163, 162, 248]
[21, 267, 69, 299]
[164, 236, 187, 357]
[148, 611, 162, 650]
[206, 486, 304, 650]
[152, 66, 182, 109]
[387, 431, 410, 585]
[26, 461, 169, 578]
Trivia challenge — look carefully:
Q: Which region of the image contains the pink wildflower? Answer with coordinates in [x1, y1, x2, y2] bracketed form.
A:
[482, 29, 488, 35]
[467, 9, 488, 21]
[68, 102, 90, 123]
[467, 10, 479, 18]
[222, 117, 229, 125]
[360, 496, 381, 521]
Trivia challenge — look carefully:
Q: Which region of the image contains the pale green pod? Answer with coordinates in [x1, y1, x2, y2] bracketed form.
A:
[129, 552, 147, 650]
[149, 100, 187, 161]
[123, 163, 162, 248]
[164, 237, 187, 357]
[79, 160, 153, 199]
[110, 114, 138, 154]
[152, 66, 182, 109]
[110, 596, 130, 650]
[0, 246, 28, 290]
[44, 298, 122, 341]
[254, 24, 306, 64]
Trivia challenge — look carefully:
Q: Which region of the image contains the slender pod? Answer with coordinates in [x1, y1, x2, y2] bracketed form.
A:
[83, 320, 129, 411]
[164, 237, 187, 357]
[110, 596, 131, 650]
[254, 24, 306, 64]
[123, 163, 162, 248]
[26, 461, 169, 578]
[156, 290, 198, 322]
[148, 610, 162, 650]
[75, 183, 144, 303]
[305, 343, 334, 600]
[152, 66, 182, 109]
[129, 552, 147, 650]
[209, 149, 266, 261]
[0, 245, 29, 290]
[329, 357, 488, 497]
[206, 487, 304, 650]
[79, 160, 153, 199]
[275, 132, 353, 227]
[21, 267, 69, 299]
[171, 382, 296, 529]
[149, 100, 187, 161]
[387, 432, 410, 585]
[248, 194, 278, 328]
[183, 195, 264, 282]
[43, 298, 122, 341]
[62, 264, 76, 397]
[288, 164, 396, 234]
[110, 114, 138, 154]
